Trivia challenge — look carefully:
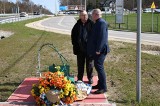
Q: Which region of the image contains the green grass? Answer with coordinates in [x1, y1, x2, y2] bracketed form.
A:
[103, 13, 160, 33]
[107, 42, 160, 106]
[0, 17, 77, 101]
[0, 16, 160, 106]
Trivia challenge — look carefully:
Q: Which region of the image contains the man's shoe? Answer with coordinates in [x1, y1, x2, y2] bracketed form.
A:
[92, 85, 99, 89]
[76, 80, 83, 83]
[88, 79, 93, 84]
[94, 89, 107, 94]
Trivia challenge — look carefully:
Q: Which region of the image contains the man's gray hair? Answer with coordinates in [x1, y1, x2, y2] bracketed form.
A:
[92, 8, 102, 17]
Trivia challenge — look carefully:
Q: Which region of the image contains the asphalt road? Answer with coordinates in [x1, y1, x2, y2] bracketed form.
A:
[41, 15, 76, 32]
[33, 15, 160, 46]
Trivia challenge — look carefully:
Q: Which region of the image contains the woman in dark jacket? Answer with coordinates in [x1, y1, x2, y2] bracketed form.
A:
[71, 10, 94, 84]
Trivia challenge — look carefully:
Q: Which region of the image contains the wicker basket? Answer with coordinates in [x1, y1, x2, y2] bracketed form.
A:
[76, 90, 87, 101]
[45, 90, 60, 103]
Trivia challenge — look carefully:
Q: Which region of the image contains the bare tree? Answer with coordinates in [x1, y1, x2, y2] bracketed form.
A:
[0, 0, 53, 14]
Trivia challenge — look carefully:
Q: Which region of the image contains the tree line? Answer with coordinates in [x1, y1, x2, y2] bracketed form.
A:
[59, 0, 160, 11]
[0, 0, 52, 14]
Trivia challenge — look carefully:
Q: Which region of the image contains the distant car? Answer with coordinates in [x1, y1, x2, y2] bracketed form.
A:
[70, 11, 78, 14]
[143, 8, 153, 13]
[64, 10, 78, 15]
[88, 10, 93, 15]
[58, 11, 64, 14]
[20, 12, 28, 17]
[132, 8, 143, 13]
[155, 9, 160, 13]
[33, 12, 40, 15]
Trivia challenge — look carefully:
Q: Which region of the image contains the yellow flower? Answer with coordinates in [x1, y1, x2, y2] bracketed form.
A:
[44, 87, 50, 93]
[64, 77, 67, 81]
[55, 66, 61, 71]
[70, 88, 73, 92]
[38, 85, 42, 89]
[40, 87, 45, 94]
[64, 91, 69, 96]
[66, 83, 71, 88]
[32, 84, 36, 87]
[31, 92, 34, 96]
[31, 89, 34, 93]
[46, 87, 50, 90]
[60, 93, 64, 98]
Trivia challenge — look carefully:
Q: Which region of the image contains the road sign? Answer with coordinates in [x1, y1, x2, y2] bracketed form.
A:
[151, 2, 156, 9]
[116, 0, 124, 24]
[59, 6, 68, 11]
[75, 6, 78, 10]
[151, 2, 155, 32]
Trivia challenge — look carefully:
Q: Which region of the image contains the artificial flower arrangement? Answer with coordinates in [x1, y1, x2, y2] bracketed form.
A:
[31, 66, 77, 106]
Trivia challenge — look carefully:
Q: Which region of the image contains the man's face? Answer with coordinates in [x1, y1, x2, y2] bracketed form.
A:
[80, 12, 88, 22]
[92, 11, 98, 21]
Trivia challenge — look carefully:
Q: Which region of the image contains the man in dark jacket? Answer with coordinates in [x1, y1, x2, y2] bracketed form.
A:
[87, 9, 110, 94]
[71, 10, 94, 84]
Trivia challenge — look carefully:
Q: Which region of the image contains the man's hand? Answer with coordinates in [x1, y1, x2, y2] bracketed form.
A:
[96, 52, 100, 55]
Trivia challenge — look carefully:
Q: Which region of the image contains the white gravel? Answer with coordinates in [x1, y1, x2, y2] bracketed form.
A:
[0, 30, 14, 39]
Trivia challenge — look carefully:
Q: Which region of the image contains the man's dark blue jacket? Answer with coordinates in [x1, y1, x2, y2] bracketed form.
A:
[87, 18, 110, 56]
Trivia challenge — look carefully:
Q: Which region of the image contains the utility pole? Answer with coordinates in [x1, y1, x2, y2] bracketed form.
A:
[16, 0, 19, 14]
[81, 0, 82, 10]
[133, 0, 134, 9]
[85, 0, 87, 11]
[3, 0, 6, 14]
[31, 2, 33, 14]
[96, 0, 98, 8]
[55, 0, 57, 15]
[136, 0, 142, 103]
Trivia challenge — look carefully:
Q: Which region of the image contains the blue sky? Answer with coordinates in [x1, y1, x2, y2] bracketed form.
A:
[11, 0, 59, 13]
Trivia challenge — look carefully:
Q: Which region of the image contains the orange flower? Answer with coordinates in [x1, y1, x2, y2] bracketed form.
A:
[31, 70, 77, 105]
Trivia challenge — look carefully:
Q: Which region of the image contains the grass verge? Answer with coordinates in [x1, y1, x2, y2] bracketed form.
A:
[103, 13, 160, 33]
[0, 16, 160, 106]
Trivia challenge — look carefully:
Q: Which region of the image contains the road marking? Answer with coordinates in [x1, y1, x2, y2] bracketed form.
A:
[57, 16, 68, 28]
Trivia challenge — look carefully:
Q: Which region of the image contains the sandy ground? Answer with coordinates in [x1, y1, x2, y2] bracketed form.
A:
[0, 30, 14, 40]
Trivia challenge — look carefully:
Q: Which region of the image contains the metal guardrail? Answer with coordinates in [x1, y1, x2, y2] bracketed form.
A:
[0, 14, 44, 24]
[0, 14, 17, 17]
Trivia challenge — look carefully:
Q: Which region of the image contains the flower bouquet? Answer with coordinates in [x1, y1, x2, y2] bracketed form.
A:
[31, 66, 77, 106]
